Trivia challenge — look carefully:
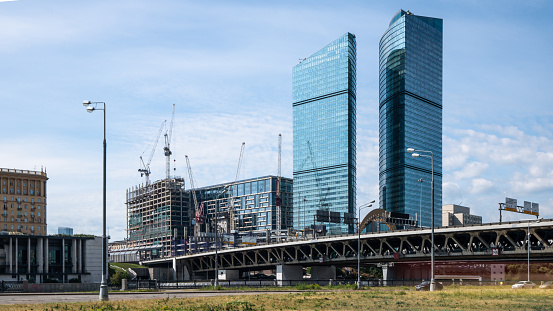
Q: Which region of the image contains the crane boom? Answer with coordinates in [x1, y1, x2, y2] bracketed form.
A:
[185, 155, 201, 236]
[276, 134, 282, 230]
[164, 104, 175, 181]
[228, 142, 245, 232]
[138, 120, 166, 186]
[307, 140, 328, 209]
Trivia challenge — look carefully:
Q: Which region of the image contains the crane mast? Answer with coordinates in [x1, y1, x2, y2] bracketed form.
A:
[276, 134, 282, 230]
[228, 142, 245, 232]
[185, 155, 201, 236]
[138, 120, 166, 186]
[164, 104, 175, 181]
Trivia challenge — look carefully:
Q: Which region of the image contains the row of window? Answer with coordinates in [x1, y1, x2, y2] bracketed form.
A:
[3, 224, 42, 231]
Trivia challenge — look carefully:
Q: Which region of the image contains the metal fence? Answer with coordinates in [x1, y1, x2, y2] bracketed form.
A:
[0, 281, 24, 292]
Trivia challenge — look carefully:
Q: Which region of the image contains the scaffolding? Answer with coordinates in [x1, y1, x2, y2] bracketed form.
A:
[126, 177, 189, 258]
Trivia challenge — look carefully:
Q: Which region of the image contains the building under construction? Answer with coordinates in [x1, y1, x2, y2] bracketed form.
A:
[125, 178, 190, 259]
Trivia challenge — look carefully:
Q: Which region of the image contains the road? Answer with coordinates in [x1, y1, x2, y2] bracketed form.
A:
[0, 290, 298, 305]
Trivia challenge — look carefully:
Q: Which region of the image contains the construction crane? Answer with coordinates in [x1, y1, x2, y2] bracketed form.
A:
[276, 134, 282, 230]
[307, 140, 329, 209]
[185, 155, 202, 236]
[163, 104, 175, 181]
[138, 120, 166, 186]
[228, 142, 245, 232]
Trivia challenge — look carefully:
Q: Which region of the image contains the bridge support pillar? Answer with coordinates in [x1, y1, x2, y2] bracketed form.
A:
[311, 265, 336, 281]
[276, 265, 302, 286]
[218, 270, 239, 281]
[381, 263, 395, 286]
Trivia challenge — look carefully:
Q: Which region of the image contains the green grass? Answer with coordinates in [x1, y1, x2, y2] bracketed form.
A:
[109, 262, 146, 270]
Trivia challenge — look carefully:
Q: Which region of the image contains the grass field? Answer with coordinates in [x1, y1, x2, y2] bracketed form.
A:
[1, 286, 553, 310]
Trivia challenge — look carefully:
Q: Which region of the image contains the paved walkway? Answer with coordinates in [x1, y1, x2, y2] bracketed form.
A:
[0, 290, 298, 305]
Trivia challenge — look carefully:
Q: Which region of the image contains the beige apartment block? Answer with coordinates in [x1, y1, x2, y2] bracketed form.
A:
[0, 168, 48, 235]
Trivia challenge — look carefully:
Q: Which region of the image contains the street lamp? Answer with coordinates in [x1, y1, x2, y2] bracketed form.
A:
[214, 186, 229, 287]
[407, 147, 435, 291]
[357, 200, 375, 289]
[418, 178, 424, 228]
[82, 100, 108, 301]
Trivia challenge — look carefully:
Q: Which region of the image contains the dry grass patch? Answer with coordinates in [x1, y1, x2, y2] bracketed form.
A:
[0, 286, 552, 310]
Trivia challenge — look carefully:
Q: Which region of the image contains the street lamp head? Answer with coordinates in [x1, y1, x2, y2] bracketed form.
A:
[82, 100, 91, 107]
[412, 153, 420, 158]
[369, 200, 375, 204]
[407, 148, 415, 153]
[86, 106, 95, 113]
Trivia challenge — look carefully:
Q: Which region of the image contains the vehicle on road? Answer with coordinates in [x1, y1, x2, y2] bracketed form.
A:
[415, 281, 443, 291]
[512, 281, 536, 289]
[539, 281, 553, 289]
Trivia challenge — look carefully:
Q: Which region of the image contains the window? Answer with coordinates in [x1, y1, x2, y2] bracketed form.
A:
[10, 218, 13, 222]
[38, 225, 41, 231]
[10, 211, 13, 215]
[30, 190, 33, 195]
[3, 225, 6, 230]
[31, 225, 34, 231]
[16, 189, 20, 195]
[10, 225, 13, 230]
[38, 212, 40, 216]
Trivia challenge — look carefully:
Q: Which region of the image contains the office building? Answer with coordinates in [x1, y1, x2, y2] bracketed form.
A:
[58, 227, 73, 235]
[195, 175, 292, 233]
[292, 33, 357, 235]
[0, 168, 47, 235]
[442, 204, 482, 226]
[126, 178, 189, 258]
[379, 10, 443, 227]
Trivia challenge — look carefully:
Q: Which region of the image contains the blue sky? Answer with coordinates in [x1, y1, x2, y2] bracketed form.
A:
[1, 0, 552, 241]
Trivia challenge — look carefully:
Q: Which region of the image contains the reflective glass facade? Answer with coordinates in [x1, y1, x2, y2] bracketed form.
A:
[379, 11, 443, 227]
[196, 176, 293, 232]
[293, 33, 356, 234]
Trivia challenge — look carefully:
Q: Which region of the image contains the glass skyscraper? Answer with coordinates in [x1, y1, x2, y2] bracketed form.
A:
[293, 33, 357, 235]
[379, 10, 443, 227]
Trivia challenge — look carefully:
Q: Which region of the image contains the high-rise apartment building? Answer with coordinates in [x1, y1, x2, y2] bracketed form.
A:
[379, 10, 443, 227]
[293, 33, 357, 235]
[0, 168, 47, 235]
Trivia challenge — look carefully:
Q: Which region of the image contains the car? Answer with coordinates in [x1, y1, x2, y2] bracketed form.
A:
[539, 281, 553, 289]
[415, 281, 443, 291]
[512, 281, 536, 289]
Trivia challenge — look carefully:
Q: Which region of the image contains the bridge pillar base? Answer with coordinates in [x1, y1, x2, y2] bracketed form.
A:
[218, 269, 239, 281]
[276, 265, 303, 286]
[311, 265, 336, 281]
[381, 264, 395, 286]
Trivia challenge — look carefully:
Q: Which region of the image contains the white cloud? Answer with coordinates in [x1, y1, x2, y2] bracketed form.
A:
[453, 161, 489, 180]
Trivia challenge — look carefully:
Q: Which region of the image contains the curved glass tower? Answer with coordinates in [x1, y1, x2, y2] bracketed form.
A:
[293, 33, 357, 234]
[379, 10, 442, 227]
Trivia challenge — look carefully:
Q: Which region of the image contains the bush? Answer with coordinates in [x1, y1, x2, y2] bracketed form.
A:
[111, 270, 130, 287]
[68, 278, 81, 283]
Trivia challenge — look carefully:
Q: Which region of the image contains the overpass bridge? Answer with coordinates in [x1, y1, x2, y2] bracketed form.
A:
[142, 219, 553, 282]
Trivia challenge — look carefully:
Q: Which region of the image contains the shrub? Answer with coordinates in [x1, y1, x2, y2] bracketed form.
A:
[111, 270, 130, 287]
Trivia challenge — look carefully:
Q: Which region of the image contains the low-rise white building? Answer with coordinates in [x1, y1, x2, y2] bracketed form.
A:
[442, 204, 482, 226]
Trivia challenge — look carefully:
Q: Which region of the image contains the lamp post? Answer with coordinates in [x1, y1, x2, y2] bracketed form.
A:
[214, 186, 229, 287]
[82, 100, 108, 301]
[528, 221, 530, 282]
[357, 200, 375, 289]
[418, 178, 423, 228]
[407, 147, 434, 291]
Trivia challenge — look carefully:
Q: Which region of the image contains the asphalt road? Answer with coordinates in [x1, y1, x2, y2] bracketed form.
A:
[0, 290, 297, 305]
